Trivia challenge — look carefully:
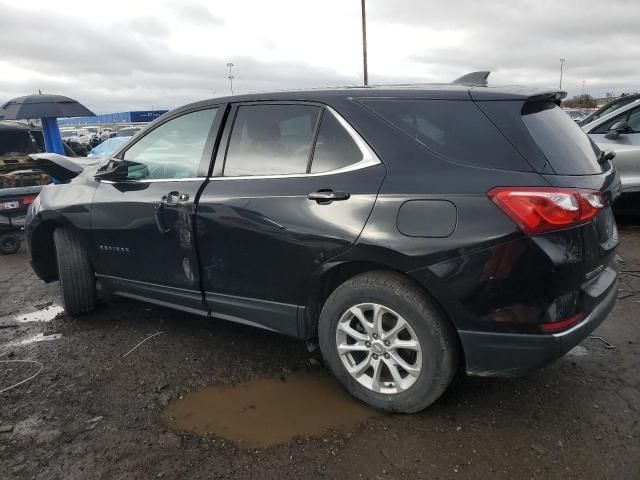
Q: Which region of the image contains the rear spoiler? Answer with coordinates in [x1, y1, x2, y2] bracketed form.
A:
[28, 153, 101, 182]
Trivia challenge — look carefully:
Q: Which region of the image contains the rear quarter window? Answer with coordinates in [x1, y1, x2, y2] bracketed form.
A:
[359, 99, 532, 171]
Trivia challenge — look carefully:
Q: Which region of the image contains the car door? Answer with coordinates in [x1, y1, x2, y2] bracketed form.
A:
[90, 106, 223, 314]
[588, 105, 640, 147]
[196, 102, 386, 336]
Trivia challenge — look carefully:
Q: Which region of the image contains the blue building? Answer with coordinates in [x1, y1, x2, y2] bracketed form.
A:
[57, 110, 169, 126]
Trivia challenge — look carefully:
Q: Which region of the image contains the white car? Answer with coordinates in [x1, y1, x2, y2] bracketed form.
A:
[59, 128, 92, 146]
[581, 99, 640, 194]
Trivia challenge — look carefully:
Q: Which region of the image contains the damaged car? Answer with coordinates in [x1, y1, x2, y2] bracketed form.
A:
[25, 80, 621, 412]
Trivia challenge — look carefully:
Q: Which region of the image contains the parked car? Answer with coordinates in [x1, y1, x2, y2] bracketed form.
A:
[579, 93, 640, 126]
[60, 128, 92, 146]
[563, 108, 589, 123]
[115, 126, 143, 137]
[87, 136, 130, 158]
[25, 83, 620, 412]
[581, 98, 640, 195]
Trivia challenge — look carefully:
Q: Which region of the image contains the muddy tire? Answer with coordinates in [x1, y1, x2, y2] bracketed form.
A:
[53, 227, 96, 315]
[0, 233, 20, 255]
[318, 271, 457, 413]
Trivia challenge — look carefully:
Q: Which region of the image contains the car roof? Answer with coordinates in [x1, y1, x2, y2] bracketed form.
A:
[167, 84, 563, 116]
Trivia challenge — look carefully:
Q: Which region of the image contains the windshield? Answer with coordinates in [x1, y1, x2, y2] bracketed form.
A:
[60, 131, 76, 138]
[523, 102, 602, 175]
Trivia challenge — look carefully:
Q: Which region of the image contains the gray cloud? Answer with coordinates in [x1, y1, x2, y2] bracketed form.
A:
[1, 0, 638, 115]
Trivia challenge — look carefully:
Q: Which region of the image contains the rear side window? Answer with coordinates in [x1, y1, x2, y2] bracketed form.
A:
[224, 105, 321, 176]
[522, 102, 602, 175]
[360, 99, 530, 171]
[310, 111, 362, 173]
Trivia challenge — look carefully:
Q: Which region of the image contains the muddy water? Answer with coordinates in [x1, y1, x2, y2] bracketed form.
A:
[162, 373, 379, 448]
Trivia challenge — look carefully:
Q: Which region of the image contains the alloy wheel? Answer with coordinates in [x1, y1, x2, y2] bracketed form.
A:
[336, 303, 422, 394]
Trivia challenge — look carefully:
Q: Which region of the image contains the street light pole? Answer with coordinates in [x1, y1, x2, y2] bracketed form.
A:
[581, 80, 586, 96]
[361, 0, 368, 86]
[559, 58, 565, 91]
[226, 62, 235, 95]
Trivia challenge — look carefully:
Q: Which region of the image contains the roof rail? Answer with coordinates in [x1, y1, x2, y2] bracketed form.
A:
[452, 71, 490, 86]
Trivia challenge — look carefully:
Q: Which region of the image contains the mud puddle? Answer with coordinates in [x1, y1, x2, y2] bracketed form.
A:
[162, 372, 379, 448]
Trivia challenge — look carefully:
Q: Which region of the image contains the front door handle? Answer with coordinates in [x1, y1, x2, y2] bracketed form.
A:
[155, 196, 171, 234]
[165, 191, 190, 206]
[155, 191, 190, 234]
[307, 190, 350, 204]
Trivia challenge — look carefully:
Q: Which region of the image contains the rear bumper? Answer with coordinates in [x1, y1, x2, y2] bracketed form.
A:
[459, 275, 618, 377]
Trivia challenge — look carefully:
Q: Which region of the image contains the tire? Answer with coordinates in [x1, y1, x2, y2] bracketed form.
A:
[318, 271, 457, 413]
[0, 233, 20, 255]
[53, 227, 96, 315]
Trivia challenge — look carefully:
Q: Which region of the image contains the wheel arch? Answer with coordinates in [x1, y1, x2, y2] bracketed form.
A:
[30, 214, 84, 282]
[301, 260, 462, 354]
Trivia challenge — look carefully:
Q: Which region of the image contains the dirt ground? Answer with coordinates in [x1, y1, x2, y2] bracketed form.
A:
[1, 222, 639, 480]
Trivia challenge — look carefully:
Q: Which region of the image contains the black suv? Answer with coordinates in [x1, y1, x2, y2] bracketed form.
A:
[26, 83, 620, 412]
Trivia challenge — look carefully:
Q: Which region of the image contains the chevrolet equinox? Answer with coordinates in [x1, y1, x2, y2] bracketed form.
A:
[26, 80, 620, 412]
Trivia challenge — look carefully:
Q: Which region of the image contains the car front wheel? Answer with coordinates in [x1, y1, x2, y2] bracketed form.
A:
[318, 271, 457, 413]
[53, 227, 96, 315]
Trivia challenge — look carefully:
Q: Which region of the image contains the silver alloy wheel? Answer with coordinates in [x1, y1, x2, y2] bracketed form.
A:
[336, 303, 423, 394]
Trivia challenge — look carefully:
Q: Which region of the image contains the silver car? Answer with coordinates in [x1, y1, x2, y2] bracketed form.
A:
[582, 98, 640, 194]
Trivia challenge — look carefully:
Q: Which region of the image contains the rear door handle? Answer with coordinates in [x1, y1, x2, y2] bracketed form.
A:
[307, 190, 350, 204]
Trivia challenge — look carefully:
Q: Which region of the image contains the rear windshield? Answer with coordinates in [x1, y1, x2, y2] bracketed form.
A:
[522, 102, 602, 175]
[360, 99, 532, 171]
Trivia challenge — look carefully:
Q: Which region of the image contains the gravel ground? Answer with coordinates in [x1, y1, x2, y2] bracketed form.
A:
[0, 223, 639, 479]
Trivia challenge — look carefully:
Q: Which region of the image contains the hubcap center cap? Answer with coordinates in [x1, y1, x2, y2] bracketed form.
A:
[371, 342, 385, 355]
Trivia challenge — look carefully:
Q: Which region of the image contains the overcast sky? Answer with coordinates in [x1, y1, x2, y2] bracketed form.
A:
[1, 0, 638, 114]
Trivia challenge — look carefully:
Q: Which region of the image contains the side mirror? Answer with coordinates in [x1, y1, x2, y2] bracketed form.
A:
[605, 121, 630, 140]
[94, 160, 149, 182]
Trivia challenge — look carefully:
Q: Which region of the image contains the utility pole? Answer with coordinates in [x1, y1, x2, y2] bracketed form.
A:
[559, 58, 565, 90]
[581, 80, 586, 96]
[361, 0, 368, 86]
[226, 62, 235, 95]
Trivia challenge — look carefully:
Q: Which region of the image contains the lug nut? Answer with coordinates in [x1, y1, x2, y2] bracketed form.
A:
[384, 353, 390, 359]
[372, 333, 379, 339]
[365, 341, 371, 347]
[372, 354, 379, 359]
[384, 340, 390, 346]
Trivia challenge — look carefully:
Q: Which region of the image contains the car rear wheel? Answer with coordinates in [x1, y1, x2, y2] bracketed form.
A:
[0, 233, 20, 255]
[53, 227, 96, 315]
[318, 271, 457, 413]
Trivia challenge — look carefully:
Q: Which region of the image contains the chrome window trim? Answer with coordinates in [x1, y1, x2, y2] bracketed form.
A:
[212, 106, 381, 181]
[98, 177, 205, 184]
[97, 107, 381, 184]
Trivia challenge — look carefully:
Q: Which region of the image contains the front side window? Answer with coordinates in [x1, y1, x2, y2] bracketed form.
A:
[123, 108, 218, 180]
[625, 107, 640, 132]
[592, 106, 640, 134]
[224, 104, 321, 176]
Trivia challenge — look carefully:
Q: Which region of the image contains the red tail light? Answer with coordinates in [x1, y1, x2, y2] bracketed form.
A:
[540, 314, 583, 333]
[488, 187, 606, 235]
[22, 195, 36, 205]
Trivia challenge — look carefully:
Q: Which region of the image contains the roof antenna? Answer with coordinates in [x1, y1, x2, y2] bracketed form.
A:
[452, 71, 490, 86]
[38, 89, 42, 95]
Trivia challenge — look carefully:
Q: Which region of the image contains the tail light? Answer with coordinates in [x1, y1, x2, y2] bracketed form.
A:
[22, 195, 36, 205]
[488, 187, 606, 235]
[540, 314, 583, 333]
